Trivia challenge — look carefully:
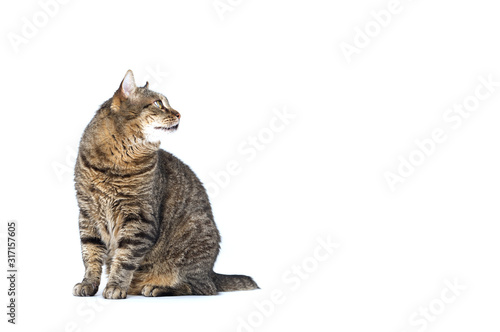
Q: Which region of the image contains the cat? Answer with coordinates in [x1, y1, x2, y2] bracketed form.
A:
[73, 70, 258, 299]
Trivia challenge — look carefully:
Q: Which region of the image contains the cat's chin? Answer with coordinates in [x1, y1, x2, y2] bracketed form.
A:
[154, 124, 179, 132]
[144, 123, 178, 143]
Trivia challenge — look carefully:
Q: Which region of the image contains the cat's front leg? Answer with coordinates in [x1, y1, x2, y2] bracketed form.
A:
[103, 213, 157, 299]
[73, 212, 107, 297]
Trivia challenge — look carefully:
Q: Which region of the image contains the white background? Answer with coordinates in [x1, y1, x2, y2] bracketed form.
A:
[1, 0, 500, 331]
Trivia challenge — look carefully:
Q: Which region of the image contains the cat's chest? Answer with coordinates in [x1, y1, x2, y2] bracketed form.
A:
[91, 184, 152, 251]
[87, 170, 155, 203]
[88, 174, 154, 222]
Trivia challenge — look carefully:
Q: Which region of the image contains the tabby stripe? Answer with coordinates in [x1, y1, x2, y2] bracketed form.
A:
[117, 238, 147, 248]
[81, 237, 105, 246]
[131, 246, 150, 257]
[81, 152, 155, 178]
[122, 214, 157, 230]
[80, 153, 110, 174]
[139, 211, 157, 227]
[80, 209, 91, 220]
[136, 264, 153, 272]
[121, 262, 137, 271]
[122, 215, 138, 225]
[119, 161, 157, 178]
[134, 231, 157, 244]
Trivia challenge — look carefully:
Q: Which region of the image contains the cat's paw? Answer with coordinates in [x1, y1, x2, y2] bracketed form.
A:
[73, 281, 99, 297]
[141, 285, 168, 297]
[103, 284, 127, 299]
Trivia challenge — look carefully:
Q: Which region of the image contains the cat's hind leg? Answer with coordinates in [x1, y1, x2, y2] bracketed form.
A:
[186, 274, 218, 295]
[141, 283, 193, 297]
[139, 276, 217, 297]
[131, 269, 217, 296]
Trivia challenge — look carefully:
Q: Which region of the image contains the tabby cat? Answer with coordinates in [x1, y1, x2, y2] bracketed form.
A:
[73, 70, 258, 299]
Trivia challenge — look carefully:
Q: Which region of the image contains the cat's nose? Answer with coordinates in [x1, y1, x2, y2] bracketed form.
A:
[172, 110, 181, 119]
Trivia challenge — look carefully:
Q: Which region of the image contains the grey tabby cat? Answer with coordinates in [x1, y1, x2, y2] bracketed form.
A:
[73, 70, 258, 299]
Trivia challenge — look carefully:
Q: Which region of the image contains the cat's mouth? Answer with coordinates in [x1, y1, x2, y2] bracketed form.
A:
[154, 124, 179, 132]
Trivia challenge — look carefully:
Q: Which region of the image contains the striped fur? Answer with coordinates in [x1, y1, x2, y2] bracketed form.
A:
[72, 70, 258, 299]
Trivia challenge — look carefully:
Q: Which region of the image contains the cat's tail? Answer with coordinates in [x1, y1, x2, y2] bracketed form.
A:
[212, 272, 259, 292]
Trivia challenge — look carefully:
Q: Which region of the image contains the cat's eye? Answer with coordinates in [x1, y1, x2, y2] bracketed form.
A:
[154, 100, 164, 108]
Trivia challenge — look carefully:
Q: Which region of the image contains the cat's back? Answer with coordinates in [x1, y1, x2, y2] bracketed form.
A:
[157, 149, 213, 219]
[157, 149, 207, 196]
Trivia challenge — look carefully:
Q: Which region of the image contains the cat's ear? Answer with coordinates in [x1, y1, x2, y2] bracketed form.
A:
[111, 70, 137, 112]
[117, 70, 137, 100]
[143, 81, 149, 89]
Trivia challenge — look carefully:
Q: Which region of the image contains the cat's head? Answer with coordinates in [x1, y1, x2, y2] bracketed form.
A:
[109, 70, 180, 143]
